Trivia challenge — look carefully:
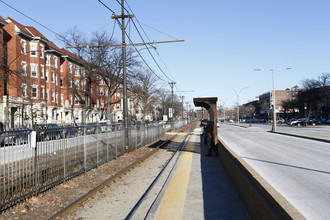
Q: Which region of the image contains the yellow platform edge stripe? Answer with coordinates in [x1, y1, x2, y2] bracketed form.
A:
[157, 139, 195, 220]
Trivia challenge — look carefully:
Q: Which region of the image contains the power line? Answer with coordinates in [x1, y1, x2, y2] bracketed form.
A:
[0, 0, 65, 40]
[130, 19, 175, 82]
[124, 0, 179, 85]
[125, 34, 168, 83]
[97, 0, 116, 14]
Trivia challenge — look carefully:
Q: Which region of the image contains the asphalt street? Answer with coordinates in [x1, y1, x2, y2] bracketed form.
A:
[218, 123, 330, 220]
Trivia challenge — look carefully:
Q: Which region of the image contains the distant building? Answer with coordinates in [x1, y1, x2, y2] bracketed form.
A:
[0, 16, 123, 128]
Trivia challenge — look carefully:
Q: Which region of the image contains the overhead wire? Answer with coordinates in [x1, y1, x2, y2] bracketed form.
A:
[124, 0, 178, 85]
[0, 0, 66, 40]
[125, 33, 168, 83]
[97, 0, 116, 14]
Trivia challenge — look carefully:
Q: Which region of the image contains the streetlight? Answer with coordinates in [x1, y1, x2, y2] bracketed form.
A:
[254, 68, 292, 131]
[231, 87, 248, 125]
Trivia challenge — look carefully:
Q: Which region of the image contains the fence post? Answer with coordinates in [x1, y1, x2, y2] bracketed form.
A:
[96, 121, 99, 167]
[84, 125, 87, 175]
[106, 121, 109, 162]
[62, 126, 66, 182]
[30, 130, 38, 196]
[115, 123, 117, 160]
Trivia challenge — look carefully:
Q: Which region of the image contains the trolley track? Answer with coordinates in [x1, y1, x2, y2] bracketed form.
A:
[48, 122, 197, 219]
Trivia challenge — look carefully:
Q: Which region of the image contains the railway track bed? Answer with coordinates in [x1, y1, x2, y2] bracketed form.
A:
[0, 122, 197, 220]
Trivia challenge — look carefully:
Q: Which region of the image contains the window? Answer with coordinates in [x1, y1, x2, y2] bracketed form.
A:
[100, 87, 104, 96]
[22, 84, 27, 98]
[54, 57, 57, 68]
[21, 61, 27, 75]
[40, 65, 44, 78]
[61, 94, 64, 105]
[31, 86, 38, 99]
[74, 79, 79, 89]
[51, 71, 55, 83]
[55, 74, 58, 85]
[46, 89, 49, 101]
[81, 81, 84, 90]
[45, 70, 49, 82]
[86, 96, 90, 106]
[81, 68, 85, 77]
[40, 45, 44, 58]
[60, 63, 63, 72]
[69, 63, 72, 73]
[69, 95, 73, 105]
[60, 77, 63, 88]
[69, 78, 72, 88]
[74, 96, 79, 105]
[21, 40, 26, 54]
[31, 63, 38, 77]
[41, 86, 45, 99]
[74, 65, 80, 76]
[51, 90, 55, 102]
[100, 100, 104, 108]
[56, 92, 58, 104]
[30, 43, 37, 56]
[46, 54, 50, 65]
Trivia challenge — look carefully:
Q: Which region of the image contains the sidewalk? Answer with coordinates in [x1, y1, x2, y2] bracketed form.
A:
[151, 127, 249, 219]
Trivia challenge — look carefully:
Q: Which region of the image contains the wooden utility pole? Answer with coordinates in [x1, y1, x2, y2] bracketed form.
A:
[168, 82, 176, 121]
[69, 1, 184, 152]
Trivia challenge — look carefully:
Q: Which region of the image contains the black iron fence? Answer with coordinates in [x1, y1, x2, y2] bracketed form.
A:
[0, 120, 190, 212]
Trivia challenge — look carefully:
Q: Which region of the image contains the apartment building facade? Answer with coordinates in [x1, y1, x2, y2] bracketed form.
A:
[0, 17, 124, 128]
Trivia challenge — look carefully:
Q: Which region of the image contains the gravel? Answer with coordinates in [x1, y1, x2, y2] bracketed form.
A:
[0, 122, 197, 220]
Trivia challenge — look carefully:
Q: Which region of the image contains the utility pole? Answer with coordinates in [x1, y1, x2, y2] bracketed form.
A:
[69, 1, 184, 152]
[168, 82, 176, 122]
[180, 96, 184, 120]
[111, 0, 134, 153]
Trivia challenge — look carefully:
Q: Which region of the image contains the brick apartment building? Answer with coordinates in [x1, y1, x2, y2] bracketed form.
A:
[0, 17, 125, 128]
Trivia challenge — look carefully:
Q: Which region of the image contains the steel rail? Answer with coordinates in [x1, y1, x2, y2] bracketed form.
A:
[47, 139, 169, 220]
[125, 132, 192, 220]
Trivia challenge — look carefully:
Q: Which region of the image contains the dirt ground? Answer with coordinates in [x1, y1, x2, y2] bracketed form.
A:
[0, 123, 196, 220]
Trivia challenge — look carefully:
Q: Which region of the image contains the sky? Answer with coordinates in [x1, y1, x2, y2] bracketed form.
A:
[1, 0, 330, 109]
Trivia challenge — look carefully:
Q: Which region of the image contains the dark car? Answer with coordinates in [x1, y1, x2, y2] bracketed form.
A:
[84, 123, 101, 135]
[35, 124, 62, 141]
[61, 125, 79, 138]
[0, 127, 31, 147]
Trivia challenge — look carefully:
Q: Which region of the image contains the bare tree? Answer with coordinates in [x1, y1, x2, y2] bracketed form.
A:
[299, 73, 330, 118]
[58, 29, 139, 123]
[154, 88, 172, 120]
[129, 69, 158, 120]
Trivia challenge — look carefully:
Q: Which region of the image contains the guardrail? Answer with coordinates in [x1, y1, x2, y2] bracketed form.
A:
[0, 120, 194, 212]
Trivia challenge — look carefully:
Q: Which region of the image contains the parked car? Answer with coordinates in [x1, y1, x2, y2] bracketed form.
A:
[61, 125, 79, 138]
[0, 127, 31, 147]
[277, 117, 285, 124]
[35, 124, 62, 141]
[289, 118, 305, 126]
[84, 123, 102, 135]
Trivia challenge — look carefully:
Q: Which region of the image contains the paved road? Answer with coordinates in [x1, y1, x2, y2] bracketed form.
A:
[238, 123, 330, 139]
[218, 123, 330, 220]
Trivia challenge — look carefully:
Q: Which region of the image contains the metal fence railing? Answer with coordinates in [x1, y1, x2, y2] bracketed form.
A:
[0, 120, 192, 212]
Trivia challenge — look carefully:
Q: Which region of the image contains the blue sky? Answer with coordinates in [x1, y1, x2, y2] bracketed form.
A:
[1, 0, 330, 108]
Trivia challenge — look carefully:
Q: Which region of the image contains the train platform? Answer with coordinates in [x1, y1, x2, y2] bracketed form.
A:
[147, 127, 250, 219]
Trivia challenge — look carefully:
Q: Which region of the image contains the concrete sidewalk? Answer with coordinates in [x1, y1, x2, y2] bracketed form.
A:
[152, 128, 249, 219]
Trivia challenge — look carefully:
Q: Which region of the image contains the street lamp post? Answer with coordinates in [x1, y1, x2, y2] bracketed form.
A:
[231, 87, 248, 125]
[254, 68, 292, 131]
